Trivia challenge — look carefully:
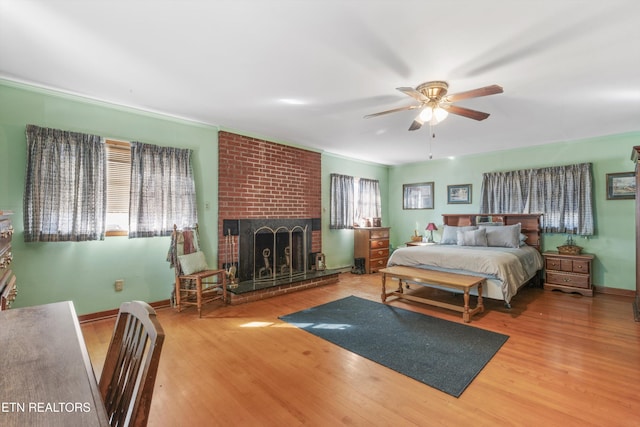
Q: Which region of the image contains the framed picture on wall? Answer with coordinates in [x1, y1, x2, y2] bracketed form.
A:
[606, 172, 636, 200]
[447, 184, 472, 204]
[403, 182, 434, 209]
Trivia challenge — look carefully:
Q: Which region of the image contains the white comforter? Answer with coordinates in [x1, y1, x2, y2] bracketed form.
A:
[387, 245, 543, 303]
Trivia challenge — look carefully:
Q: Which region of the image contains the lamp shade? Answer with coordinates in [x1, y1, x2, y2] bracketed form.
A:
[426, 222, 438, 231]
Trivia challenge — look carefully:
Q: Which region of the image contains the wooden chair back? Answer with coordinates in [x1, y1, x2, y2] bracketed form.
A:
[169, 224, 201, 276]
[99, 301, 165, 427]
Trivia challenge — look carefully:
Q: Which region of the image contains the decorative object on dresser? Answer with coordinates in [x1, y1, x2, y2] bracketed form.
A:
[354, 227, 390, 274]
[557, 233, 582, 255]
[543, 252, 594, 297]
[0, 211, 17, 311]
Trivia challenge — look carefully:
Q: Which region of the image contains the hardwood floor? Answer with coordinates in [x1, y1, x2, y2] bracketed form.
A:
[81, 273, 640, 426]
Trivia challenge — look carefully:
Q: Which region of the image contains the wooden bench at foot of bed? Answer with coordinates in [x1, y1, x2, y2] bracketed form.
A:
[379, 266, 485, 323]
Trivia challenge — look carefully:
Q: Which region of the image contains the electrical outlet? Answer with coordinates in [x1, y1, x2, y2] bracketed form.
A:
[115, 279, 124, 292]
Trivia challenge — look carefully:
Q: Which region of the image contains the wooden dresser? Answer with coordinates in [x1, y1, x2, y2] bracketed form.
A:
[1, 211, 17, 310]
[543, 251, 594, 297]
[354, 227, 390, 274]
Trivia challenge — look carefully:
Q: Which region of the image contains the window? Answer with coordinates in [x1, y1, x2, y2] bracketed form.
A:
[330, 174, 381, 229]
[355, 178, 382, 222]
[480, 163, 593, 235]
[330, 174, 354, 229]
[24, 125, 198, 241]
[105, 140, 131, 236]
[23, 125, 106, 242]
[128, 142, 198, 238]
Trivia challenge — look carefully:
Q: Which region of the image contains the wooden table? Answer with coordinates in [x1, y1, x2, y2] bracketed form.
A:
[0, 301, 109, 426]
[380, 266, 485, 322]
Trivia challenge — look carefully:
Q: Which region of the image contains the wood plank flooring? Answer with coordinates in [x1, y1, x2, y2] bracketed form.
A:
[81, 273, 640, 427]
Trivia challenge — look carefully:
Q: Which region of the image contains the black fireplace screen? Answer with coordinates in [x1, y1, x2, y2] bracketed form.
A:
[238, 219, 312, 282]
[253, 226, 306, 282]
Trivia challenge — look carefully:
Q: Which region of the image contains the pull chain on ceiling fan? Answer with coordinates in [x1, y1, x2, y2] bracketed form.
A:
[364, 81, 503, 131]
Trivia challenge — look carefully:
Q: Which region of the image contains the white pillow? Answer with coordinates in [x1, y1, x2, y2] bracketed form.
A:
[483, 223, 521, 248]
[457, 228, 488, 246]
[178, 251, 209, 275]
[440, 225, 478, 244]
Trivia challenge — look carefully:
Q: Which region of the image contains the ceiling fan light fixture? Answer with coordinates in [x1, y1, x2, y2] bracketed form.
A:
[432, 106, 448, 123]
[419, 107, 433, 122]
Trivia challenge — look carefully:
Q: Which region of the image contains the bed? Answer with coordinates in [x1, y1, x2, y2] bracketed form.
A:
[386, 213, 544, 307]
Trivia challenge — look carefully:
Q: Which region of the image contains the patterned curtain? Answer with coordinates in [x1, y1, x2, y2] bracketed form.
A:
[330, 173, 354, 229]
[129, 142, 197, 238]
[357, 178, 381, 221]
[480, 163, 593, 235]
[23, 125, 106, 242]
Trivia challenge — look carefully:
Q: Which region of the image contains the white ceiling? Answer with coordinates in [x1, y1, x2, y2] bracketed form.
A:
[1, 0, 639, 165]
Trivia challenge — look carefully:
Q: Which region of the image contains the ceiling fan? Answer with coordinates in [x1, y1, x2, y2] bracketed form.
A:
[364, 81, 503, 131]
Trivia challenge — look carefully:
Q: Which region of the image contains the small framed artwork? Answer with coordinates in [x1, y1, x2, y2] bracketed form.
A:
[403, 182, 434, 209]
[606, 172, 636, 200]
[447, 184, 472, 204]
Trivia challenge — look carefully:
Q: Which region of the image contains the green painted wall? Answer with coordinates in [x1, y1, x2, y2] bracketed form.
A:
[388, 133, 639, 291]
[321, 153, 390, 269]
[0, 81, 218, 315]
[1, 80, 636, 317]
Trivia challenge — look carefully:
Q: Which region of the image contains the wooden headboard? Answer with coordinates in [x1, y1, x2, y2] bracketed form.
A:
[441, 213, 543, 252]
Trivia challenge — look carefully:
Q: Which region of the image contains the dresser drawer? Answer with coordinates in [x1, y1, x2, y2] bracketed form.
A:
[370, 248, 389, 259]
[370, 239, 389, 249]
[572, 260, 590, 274]
[546, 272, 590, 289]
[369, 258, 388, 272]
[546, 257, 590, 274]
[545, 257, 570, 271]
[370, 229, 390, 239]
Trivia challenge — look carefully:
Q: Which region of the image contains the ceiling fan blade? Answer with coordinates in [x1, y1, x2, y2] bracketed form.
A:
[397, 87, 428, 102]
[364, 104, 420, 118]
[443, 105, 491, 121]
[444, 84, 503, 102]
[408, 118, 423, 131]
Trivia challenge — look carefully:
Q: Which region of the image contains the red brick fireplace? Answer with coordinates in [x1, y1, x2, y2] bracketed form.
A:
[217, 131, 335, 303]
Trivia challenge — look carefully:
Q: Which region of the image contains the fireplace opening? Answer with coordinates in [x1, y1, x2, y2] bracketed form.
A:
[253, 226, 307, 283]
[237, 219, 313, 283]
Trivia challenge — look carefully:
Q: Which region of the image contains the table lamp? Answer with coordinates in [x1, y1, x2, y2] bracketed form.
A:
[425, 222, 438, 243]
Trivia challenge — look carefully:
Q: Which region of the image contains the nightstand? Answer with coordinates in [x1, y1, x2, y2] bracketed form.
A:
[543, 251, 594, 296]
[405, 241, 436, 247]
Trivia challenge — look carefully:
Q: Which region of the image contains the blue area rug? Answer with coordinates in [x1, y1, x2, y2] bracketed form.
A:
[279, 295, 508, 397]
